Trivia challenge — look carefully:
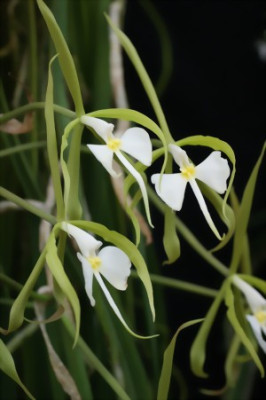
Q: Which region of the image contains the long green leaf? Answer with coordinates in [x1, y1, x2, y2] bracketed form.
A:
[157, 319, 203, 400]
[229, 142, 265, 273]
[36, 0, 84, 115]
[105, 16, 172, 142]
[45, 55, 65, 219]
[46, 230, 80, 346]
[163, 207, 181, 264]
[190, 282, 227, 378]
[0, 339, 35, 400]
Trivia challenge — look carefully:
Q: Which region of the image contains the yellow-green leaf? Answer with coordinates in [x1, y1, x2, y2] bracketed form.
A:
[0, 339, 35, 400]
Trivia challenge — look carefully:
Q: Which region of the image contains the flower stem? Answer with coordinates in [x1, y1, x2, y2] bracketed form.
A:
[148, 186, 229, 277]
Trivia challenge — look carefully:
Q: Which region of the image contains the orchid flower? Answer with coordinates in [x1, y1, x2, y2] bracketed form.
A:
[232, 275, 266, 353]
[151, 144, 230, 239]
[80, 115, 153, 225]
[61, 222, 147, 337]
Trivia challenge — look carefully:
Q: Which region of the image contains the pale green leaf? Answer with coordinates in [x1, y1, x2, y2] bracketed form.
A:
[0, 339, 35, 400]
[105, 16, 172, 142]
[229, 142, 266, 273]
[36, 0, 84, 115]
[190, 282, 227, 378]
[157, 319, 203, 400]
[5, 250, 46, 333]
[163, 207, 181, 264]
[46, 229, 80, 346]
[45, 55, 65, 219]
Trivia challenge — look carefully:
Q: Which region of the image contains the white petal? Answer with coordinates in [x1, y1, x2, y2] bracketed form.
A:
[168, 144, 190, 169]
[80, 115, 114, 142]
[247, 315, 266, 354]
[61, 222, 102, 258]
[189, 179, 222, 240]
[232, 276, 266, 314]
[98, 246, 131, 290]
[151, 173, 187, 211]
[195, 151, 230, 194]
[94, 273, 148, 338]
[116, 151, 153, 227]
[120, 127, 152, 166]
[87, 144, 119, 177]
[77, 253, 95, 306]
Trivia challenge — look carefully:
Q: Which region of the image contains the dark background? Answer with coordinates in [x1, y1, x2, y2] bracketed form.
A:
[124, 2, 266, 399]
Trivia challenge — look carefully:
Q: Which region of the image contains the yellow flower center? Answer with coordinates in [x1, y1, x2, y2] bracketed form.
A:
[181, 164, 195, 180]
[107, 138, 121, 151]
[255, 309, 266, 325]
[88, 256, 102, 271]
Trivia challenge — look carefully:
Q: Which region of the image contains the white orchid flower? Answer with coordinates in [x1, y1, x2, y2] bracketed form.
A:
[233, 275, 266, 353]
[80, 115, 153, 226]
[61, 223, 152, 338]
[151, 144, 230, 239]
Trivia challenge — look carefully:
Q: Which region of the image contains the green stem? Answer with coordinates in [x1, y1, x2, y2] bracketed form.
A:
[28, 0, 38, 173]
[0, 273, 51, 301]
[62, 316, 131, 400]
[0, 186, 56, 224]
[131, 272, 218, 298]
[148, 186, 229, 277]
[0, 141, 46, 158]
[0, 102, 76, 123]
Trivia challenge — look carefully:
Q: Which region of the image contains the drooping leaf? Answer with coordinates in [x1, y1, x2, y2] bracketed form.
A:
[157, 319, 203, 400]
[229, 142, 265, 273]
[0, 339, 35, 400]
[36, 0, 84, 115]
[190, 282, 227, 378]
[46, 229, 80, 346]
[163, 207, 181, 264]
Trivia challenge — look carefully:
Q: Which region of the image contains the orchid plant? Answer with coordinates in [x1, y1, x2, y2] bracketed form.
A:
[0, 1, 265, 400]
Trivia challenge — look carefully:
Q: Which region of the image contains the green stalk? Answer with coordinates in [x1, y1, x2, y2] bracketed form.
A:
[0, 186, 56, 224]
[0, 273, 50, 302]
[28, 0, 38, 173]
[0, 141, 46, 159]
[131, 272, 218, 298]
[148, 186, 229, 277]
[0, 102, 75, 124]
[62, 316, 131, 400]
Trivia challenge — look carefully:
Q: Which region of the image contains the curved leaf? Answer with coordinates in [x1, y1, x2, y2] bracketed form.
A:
[0, 339, 35, 400]
[36, 0, 84, 115]
[157, 319, 203, 400]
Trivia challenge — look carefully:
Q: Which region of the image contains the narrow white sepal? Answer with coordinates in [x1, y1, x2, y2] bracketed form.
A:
[87, 144, 119, 177]
[246, 315, 266, 354]
[120, 127, 152, 166]
[94, 273, 155, 339]
[77, 253, 96, 306]
[116, 151, 153, 227]
[168, 144, 190, 169]
[189, 179, 222, 240]
[151, 173, 187, 211]
[81, 115, 114, 142]
[232, 276, 266, 314]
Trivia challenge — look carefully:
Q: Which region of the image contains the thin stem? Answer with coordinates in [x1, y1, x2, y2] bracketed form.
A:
[0, 141, 46, 158]
[134, 272, 219, 298]
[62, 316, 131, 400]
[0, 273, 51, 301]
[0, 186, 56, 224]
[148, 186, 229, 277]
[0, 102, 76, 124]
